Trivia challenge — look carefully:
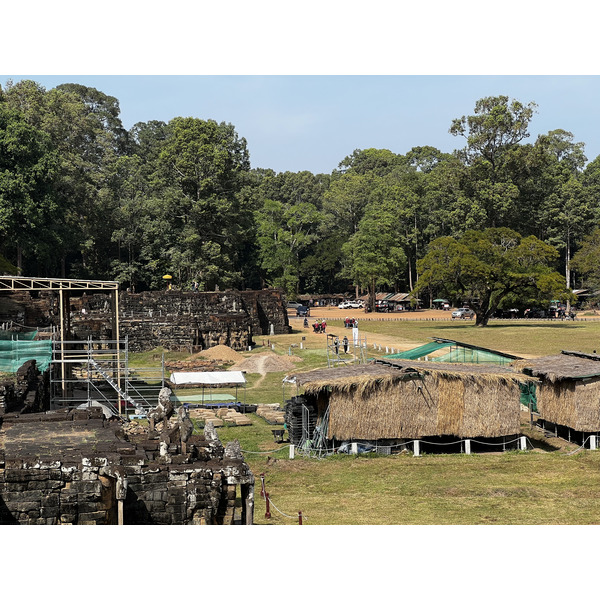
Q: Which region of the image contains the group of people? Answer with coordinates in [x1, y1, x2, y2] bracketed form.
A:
[344, 317, 359, 328]
[312, 319, 327, 333]
[332, 335, 350, 354]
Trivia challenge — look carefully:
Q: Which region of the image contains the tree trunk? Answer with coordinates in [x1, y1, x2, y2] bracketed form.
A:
[566, 232, 572, 312]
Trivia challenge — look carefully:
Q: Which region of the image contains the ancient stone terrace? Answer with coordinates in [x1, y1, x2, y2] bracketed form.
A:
[0, 407, 254, 525]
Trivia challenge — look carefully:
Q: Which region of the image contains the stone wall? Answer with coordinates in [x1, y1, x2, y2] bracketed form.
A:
[116, 289, 290, 352]
[0, 408, 254, 525]
[0, 360, 49, 417]
[1, 288, 291, 352]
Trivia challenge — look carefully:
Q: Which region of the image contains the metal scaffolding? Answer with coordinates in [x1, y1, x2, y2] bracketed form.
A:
[50, 336, 164, 418]
[325, 331, 367, 367]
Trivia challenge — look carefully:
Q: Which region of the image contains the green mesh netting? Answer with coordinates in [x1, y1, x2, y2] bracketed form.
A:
[431, 347, 514, 365]
[519, 381, 538, 412]
[0, 339, 52, 373]
[0, 329, 39, 340]
[384, 341, 453, 360]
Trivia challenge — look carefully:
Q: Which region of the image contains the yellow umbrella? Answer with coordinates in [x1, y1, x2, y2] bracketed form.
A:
[162, 274, 172, 280]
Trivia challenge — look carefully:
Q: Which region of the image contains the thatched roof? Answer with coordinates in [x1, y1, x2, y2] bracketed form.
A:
[290, 359, 535, 440]
[516, 351, 600, 431]
[516, 352, 600, 383]
[292, 359, 532, 393]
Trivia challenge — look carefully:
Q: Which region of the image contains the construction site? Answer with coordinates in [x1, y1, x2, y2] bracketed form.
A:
[0, 276, 293, 525]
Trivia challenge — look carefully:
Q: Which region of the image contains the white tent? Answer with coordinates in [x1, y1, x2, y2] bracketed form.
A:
[169, 371, 246, 385]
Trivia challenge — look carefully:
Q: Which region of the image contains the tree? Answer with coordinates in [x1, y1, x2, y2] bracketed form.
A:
[571, 228, 600, 291]
[450, 96, 538, 170]
[415, 228, 571, 326]
[342, 205, 406, 311]
[0, 103, 58, 273]
[157, 117, 251, 289]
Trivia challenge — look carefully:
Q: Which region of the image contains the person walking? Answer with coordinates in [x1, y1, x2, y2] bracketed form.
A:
[343, 335, 349, 353]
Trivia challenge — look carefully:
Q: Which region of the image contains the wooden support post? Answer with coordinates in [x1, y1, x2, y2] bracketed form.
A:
[118, 500, 124, 526]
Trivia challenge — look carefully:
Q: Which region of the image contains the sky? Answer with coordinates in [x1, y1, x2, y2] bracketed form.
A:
[3, 74, 600, 174]
[3, 1, 600, 175]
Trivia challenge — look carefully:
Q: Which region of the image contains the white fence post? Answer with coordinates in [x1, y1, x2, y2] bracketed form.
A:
[413, 440, 420, 457]
[289, 444, 295, 459]
[520, 436, 527, 451]
[464, 439, 471, 455]
[351, 442, 358, 455]
[590, 435, 597, 450]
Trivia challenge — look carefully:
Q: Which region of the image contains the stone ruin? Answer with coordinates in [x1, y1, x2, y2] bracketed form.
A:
[0, 360, 49, 417]
[0, 288, 291, 352]
[0, 390, 255, 525]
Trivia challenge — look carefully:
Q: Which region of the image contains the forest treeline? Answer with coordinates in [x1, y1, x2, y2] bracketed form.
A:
[2, 80, 600, 300]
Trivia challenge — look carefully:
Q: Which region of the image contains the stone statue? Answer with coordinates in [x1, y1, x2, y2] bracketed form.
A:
[148, 387, 174, 431]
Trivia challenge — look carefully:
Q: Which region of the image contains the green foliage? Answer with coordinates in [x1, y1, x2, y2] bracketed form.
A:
[2, 80, 599, 302]
[415, 228, 570, 325]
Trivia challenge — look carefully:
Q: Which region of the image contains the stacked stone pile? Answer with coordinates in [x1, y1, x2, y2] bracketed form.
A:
[165, 358, 225, 372]
[256, 403, 285, 425]
[188, 406, 252, 427]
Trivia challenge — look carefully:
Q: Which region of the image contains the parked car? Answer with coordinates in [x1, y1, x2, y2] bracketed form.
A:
[296, 305, 310, 317]
[524, 308, 546, 318]
[339, 300, 362, 309]
[375, 300, 389, 312]
[451, 307, 475, 319]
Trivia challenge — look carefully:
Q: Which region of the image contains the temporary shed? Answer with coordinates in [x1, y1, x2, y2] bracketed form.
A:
[287, 358, 534, 444]
[517, 351, 600, 433]
[169, 371, 246, 405]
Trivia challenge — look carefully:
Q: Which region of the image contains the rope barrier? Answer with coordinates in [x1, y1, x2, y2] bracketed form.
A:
[268, 497, 297, 519]
[240, 445, 292, 455]
[565, 436, 592, 456]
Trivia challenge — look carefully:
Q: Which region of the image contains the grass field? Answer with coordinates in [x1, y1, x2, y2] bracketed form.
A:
[135, 318, 600, 525]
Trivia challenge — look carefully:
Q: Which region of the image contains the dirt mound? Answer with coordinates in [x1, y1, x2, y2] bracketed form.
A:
[195, 344, 243, 363]
[236, 352, 301, 374]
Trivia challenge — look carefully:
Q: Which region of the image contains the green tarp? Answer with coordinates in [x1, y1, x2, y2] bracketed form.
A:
[519, 381, 537, 412]
[0, 329, 38, 340]
[384, 341, 453, 360]
[0, 339, 52, 373]
[431, 347, 515, 365]
[384, 341, 514, 365]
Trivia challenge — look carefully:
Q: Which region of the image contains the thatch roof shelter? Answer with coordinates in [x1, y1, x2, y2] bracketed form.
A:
[517, 351, 600, 432]
[289, 359, 534, 441]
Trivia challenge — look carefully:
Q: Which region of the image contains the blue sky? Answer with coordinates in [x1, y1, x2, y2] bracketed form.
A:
[3, 75, 600, 174]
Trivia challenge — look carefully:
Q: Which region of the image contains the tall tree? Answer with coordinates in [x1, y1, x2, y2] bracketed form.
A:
[0, 103, 58, 273]
[342, 204, 406, 311]
[415, 228, 570, 326]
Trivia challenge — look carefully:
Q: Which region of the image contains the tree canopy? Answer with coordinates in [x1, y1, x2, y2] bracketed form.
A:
[415, 228, 571, 325]
[1, 82, 598, 309]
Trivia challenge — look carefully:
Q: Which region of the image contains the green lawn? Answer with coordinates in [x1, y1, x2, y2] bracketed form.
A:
[339, 319, 600, 357]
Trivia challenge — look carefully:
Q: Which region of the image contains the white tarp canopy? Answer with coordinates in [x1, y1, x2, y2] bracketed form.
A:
[169, 371, 246, 386]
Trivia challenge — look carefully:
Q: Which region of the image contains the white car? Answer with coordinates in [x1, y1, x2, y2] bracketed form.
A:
[451, 307, 475, 319]
[339, 300, 362, 309]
